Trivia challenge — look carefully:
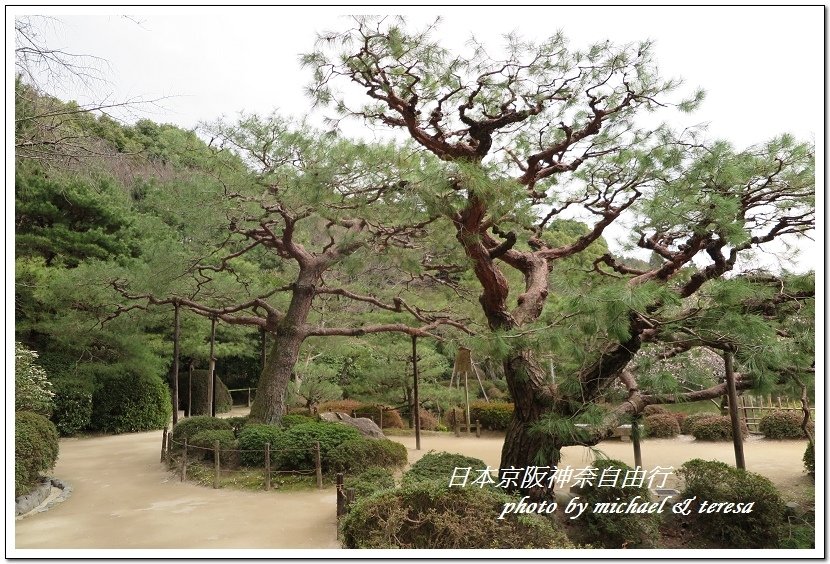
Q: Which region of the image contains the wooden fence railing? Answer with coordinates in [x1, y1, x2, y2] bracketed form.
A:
[736, 395, 815, 433]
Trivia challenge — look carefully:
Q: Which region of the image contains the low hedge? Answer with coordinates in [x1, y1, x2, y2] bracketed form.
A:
[15, 411, 60, 497]
[237, 424, 283, 467]
[178, 369, 232, 416]
[190, 429, 237, 465]
[318, 399, 364, 415]
[172, 416, 232, 448]
[280, 414, 317, 428]
[402, 451, 487, 486]
[416, 408, 439, 431]
[642, 405, 668, 416]
[51, 379, 93, 436]
[341, 480, 573, 548]
[224, 416, 250, 437]
[91, 368, 171, 433]
[804, 442, 815, 476]
[469, 401, 514, 431]
[272, 422, 363, 471]
[681, 412, 719, 435]
[691, 415, 748, 441]
[678, 459, 786, 548]
[344, 466, 396, 499]
[759, 410, 812, 439]
[328, 438, 408, 473]
[644, 413, 681, 438]
[574, 458, 659, 548]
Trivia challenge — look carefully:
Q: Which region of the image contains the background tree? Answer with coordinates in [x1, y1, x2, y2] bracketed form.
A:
[307, 17, 815, 479]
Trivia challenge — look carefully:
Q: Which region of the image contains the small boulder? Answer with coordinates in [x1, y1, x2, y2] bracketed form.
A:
[319, 411, 385, 439]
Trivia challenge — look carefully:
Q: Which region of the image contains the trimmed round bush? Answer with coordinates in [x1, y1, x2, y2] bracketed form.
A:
[804, 442, 815, 476]
[224, 416, 249, 437]
[417, 408, 439, 431]
[574, 458, 659, 548]
[344, 466, 396, 499]
[353, 405, 404, 429]
[280, 414, 317, 428]
[91, 368, 172, 433]
[51, 379, 93, 436]
[469, 401, 514, 431]
[681, 411, 719, 434]
[642, 405, 668, 416]
[318, 399, 363, 415]
[341, 480, 572, 548]
[691, 415, 748, 441]
[672, 412, 687, 429]
[759, 410, 812, 439]
[237, 424, 283, 467]
[678, 458, 786, 548]
[328, 438, 408, 473]
[402, 451, 487, 486]
[272, 422, 362, 471]
[177, 369, 232, 416]
[15, 411, 60, 497]
[172, 416, 232, 448]
[644, 413, 681, 438]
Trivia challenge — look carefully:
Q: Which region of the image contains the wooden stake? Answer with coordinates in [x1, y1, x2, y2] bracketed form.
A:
[209, 316, 217, 418]
[213, 439, 220, 489]
[475, 419, 481, 438]
[160, 426, 168, 463]
[172, 302, 180, 425]
[412, 335, 421, 451]
[336, 473, 345, 517]
[264, 442, 271, 491]
[187, 360, 193, 417]
[314, 441, 323, 489]
[632, 416, 643, 468]
[724, 352, 746, 470]
[181, 439, 188, 482]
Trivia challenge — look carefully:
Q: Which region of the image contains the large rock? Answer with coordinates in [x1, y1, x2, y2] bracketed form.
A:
[319, 412, 385, 439]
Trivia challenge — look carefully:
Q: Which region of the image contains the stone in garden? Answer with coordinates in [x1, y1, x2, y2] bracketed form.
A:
[319, 412, 385, 439]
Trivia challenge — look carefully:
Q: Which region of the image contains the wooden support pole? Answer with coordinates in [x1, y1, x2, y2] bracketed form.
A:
[172, 302, 180, 425]
[475, 419, 481, 438]
[345, 488, 356, 512]
[412, 335, 421, 451]
[187, 360, 193, 417]
[464, 369, 471, 434]
[336, 473, 345, 517]
[632, 416, 643, 468]
[181, 439, 188, 482]
[247, 388, 251, 408]
[264, 442, 271, 491]
[160, 426, 168, 463]
[213, 439, 220, 489]
[724, 352, 746, 470]
[314, 441, 323, 489]
[209, 316, 217, 418]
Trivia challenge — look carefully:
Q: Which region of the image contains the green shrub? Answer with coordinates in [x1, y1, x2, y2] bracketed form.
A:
[681, 412, 718, 434]
[172, 416, 232, 448]
[51, 379, 93, 436]
[341, 480, 572, 548]
[759, 410, 812, 439]
[691, 415, 747, 441]
[678, 459, 786, 548]
[224, 416, 250, 437]
[644, 413, 681, 438]
[804, 442, 815, 475]
[574, 458, 659, 548]
[190, 429, 237, 465]
[353, 405, 404, 429]
[402, 451, 487, 486]
[91, 367, 171, 433]
[15, 342, 54, 417]
[15, 411, 60, 497]
[469, 401, 514, 431]
[177, 369, 232, 415]
[280, 414, 317, 428]
[642, 405, 668, 415]
[237, 424, 283, 467]
[272, 422, 362, 471]
[328, 438, 408, 473]
[416, 408, 439, 431]
[345, 466, 395, 499]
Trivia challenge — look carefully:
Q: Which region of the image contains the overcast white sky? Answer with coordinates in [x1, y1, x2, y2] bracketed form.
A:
[8, 5, 824, 271]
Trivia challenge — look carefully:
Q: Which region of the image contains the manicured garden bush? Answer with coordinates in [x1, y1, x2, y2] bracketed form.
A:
[280, 414, 317, 428]
[416, 408, 439, 431]
[691, 415, 747, 441]
[224, 416, 250, 437]
[91, 367, 171, 433]
[644, 413, 681, 438]
[469, 401, 514, 431]
[672, 412, 687, 429]
[178, 369, 232, 416]
[804, 442, 815, 476]
[190, 429, 237, 465]
[51, 379, 93, 436]
[237, 423, 283, 467]
[15, 411, 60, 497]
[344, 466, 396, 499]
[318, 399, 363, 415]
[341, 480, 572, 548]
[15, 343, 54, 417]
[573, 458, 659, 548]
[272, 422, 363, 471]
[172, 416, 232, 448]
[680, 411, 718, 434]
[759, 410, 812, 439]
[328, 438, 408, 473]
[642, 404, 668, 416]
[353, 405, 404, 428]
[678, 458, 786, 548]
[402, 451, 487, 485]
